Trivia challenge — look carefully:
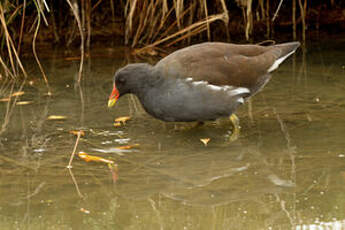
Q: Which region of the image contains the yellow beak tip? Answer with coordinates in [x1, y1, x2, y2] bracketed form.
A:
[108, 99, 117, 108]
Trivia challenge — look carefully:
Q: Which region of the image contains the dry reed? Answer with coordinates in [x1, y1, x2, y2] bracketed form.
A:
[66, 0, 85, 83]
[0, 0, 340, 81]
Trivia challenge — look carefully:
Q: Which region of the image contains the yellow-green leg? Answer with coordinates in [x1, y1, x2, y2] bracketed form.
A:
[229, 114, 240, 142]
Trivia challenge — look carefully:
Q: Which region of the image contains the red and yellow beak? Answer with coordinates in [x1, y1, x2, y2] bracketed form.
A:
[108, 83, 120, 108]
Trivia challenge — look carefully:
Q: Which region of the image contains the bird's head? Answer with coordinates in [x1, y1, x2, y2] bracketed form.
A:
[108, 63, 153, 108]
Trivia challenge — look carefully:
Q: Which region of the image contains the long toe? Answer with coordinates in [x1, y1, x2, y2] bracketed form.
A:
[229, 114, 241, 142]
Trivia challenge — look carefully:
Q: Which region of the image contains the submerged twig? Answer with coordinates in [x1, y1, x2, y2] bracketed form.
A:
[273, 108, 296, 183]
[77, 83, 85, 126]
[67, 131, 82, 168]
[24, 182, 46, 199]
[68, 168, 85, 198]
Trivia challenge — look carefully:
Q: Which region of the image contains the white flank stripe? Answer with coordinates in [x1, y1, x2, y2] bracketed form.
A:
[191, 80, 207, 86]
[207, 84, 222, 91]
[185, 77, 193, 82]
[223, 86, 235, 91]
[237, 98, 244, 104]
[185, 78, 250, 96]
[228, 87, 250, 96]
[268, 50, 295, 72]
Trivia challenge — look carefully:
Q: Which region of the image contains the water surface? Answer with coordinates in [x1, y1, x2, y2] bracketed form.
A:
[0, 41, 345, 229]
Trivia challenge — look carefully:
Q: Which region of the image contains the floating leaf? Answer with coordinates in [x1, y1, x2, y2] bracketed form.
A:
[114, 116, 131, 124]
[113, 122, 122, 127]
[11, 91, 25, 97]
[78, 152, 114, 164]
[200, 138, 210, 146]
[16, 101, 33, 105]
[41, 200, 53, 204]
[65, 56, 81, 61]
[69, 130, 85, 136]
[0, 98, 10, 102]
[116, 144, 140, 150]
[80, 208, 90, 214]
[47, 115, 67, 120]
[306, 114, 312, 122]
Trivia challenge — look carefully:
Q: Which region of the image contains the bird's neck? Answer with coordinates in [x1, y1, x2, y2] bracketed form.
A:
[130, 67, 163, 97]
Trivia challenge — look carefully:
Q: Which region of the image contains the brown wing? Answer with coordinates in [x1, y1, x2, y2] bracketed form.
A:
[154, 42, 286, 89]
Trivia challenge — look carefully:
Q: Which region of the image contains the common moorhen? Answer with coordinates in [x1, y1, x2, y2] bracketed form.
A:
[108, 42, 300, 139]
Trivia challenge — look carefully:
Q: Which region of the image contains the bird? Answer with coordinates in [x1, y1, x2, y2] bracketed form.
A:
[108, 41, 300, 140]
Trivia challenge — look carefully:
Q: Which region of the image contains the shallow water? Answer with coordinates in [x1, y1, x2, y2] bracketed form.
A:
[0, 40, 345, 229]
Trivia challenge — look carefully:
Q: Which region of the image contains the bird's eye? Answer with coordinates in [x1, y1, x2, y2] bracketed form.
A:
[117, 75, 126, 84]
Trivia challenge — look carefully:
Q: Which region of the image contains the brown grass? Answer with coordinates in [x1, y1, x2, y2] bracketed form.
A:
[0, 0, 340, 80]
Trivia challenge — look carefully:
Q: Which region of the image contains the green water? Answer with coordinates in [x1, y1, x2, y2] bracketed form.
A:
[0, 40, 345, 229]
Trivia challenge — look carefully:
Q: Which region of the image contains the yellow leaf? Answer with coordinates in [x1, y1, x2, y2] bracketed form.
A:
[69, 130, 85, 136]
[200, 138, 210, 146]
[16, 101, 33, 105]
[11, 91, 25, 97]
[114, 116, 131, 124]
[47, 115, 67, 120]
[0, 98, 10, 102]
[78, 152, 114, 164]
[116, 144, 140, 150]
[80, 208, 90, 214]
[65, 56, 81, 61]
[113, 122, 122, 127]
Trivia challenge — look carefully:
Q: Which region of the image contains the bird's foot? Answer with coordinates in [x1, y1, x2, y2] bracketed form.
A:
[229, 114, 240, 142]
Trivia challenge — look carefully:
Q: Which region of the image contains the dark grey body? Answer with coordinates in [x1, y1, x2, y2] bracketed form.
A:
[112, 41, 300, 122]
[138, 77, 247, 122]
